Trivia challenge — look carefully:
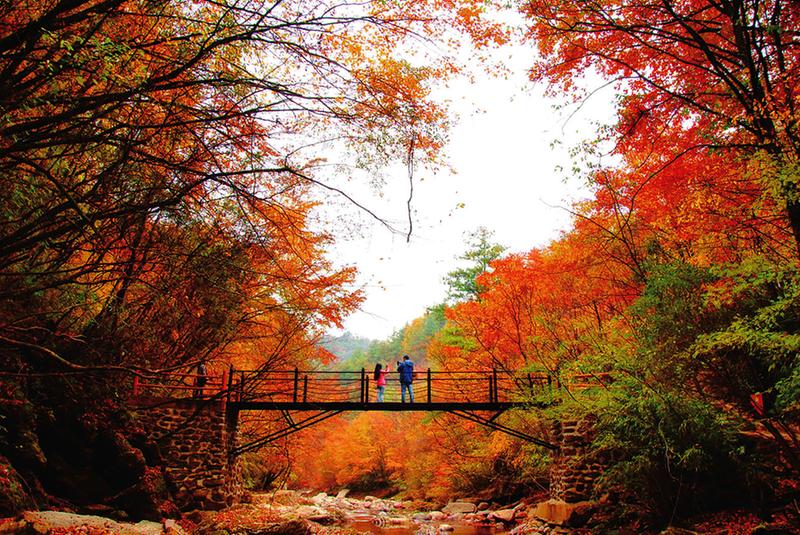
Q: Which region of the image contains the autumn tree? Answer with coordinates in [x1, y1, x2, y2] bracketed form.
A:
[523, 0, 800, 257]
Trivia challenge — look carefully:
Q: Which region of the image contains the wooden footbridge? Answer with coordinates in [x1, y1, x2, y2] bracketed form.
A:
[133, 368, 608, 454]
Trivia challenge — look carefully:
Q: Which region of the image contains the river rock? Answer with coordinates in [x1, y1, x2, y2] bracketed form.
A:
[489, 509, 516, 523]
[477, 502, 490, 511]
[18, 511, 163, 535]
[533, 499, 594, 526]
[336, 489, 350, 499]
[311, 492, 328, 504]
[438, 524, 455, 532]
[163, 519, 188, 535]
[368, 500, 391, 512]
[294, 504, 340, 524]
[429, 511, 447, 521]
[442, 501, 476, 514]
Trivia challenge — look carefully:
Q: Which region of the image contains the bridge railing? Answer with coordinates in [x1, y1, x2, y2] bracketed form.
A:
[228, 369, 553, 404]
[129, 368, 608, 404]
[132, 370, 227, 400]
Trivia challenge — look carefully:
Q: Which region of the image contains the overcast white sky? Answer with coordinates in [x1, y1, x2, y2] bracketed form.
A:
[324, 40, 617, 341]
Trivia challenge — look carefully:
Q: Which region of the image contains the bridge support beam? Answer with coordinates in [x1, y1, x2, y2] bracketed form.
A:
[232, 410, 344, 457]
[446, 410, 557, 450]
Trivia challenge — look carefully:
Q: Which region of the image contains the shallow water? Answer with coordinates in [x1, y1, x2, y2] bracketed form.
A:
[344, 519, 508, 534]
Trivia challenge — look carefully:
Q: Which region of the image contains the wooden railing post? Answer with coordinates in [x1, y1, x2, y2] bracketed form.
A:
[493, 369, 498, 402]
[293, 367, 299, 403]
[303, 375, 308, 403]
[132, 373, 140, 396]
[488, 373, 494, 403]
[427, 368, 432, 403]
[226, 365, 234, 404]
[220, 370, 227, 395]
[239, 371, 245, 402]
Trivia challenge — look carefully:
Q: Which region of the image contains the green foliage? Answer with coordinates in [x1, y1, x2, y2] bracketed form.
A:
[573, 255, 800, 520]
[593, 385, 746, 519]
[692, 258, 800, 414]
[334, 307, 446, 370]
[630, 260, 718, 358]
[627, 256, 800, 418]
[444, 227, 506, 303]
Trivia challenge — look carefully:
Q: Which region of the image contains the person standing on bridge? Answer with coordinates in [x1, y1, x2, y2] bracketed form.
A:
[397, 354, 414, 403]
[193, 361, 208, 399]
[373, 363, 388, 402]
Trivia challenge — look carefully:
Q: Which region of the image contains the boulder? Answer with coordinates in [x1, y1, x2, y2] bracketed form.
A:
[442, 501, 476, 514]
[310, 492, 328, 504]
[477, 502, 490, 511]
[532, 499, 595, 526]
[18, 511, 163, 535]
[489, 509, 516, 523]
[163, 519, 188, 535]
[565, 502, 596, 528]
[294, 505, 341, 525]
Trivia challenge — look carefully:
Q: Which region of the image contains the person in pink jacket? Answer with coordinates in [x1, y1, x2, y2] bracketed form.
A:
[373, 363, 388, 402]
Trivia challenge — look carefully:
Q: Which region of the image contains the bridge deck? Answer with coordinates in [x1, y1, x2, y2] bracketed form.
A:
[231, 401, 532, 411]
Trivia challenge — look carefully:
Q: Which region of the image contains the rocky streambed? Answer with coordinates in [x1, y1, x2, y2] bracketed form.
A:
[0, 491, 576, 534]
[195, 490, 570, 534]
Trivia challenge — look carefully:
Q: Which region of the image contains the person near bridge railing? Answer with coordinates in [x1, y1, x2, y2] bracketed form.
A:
[397, 354, 414, 403]
[373, 363, 388, 402]
[193, 362, 207, 399]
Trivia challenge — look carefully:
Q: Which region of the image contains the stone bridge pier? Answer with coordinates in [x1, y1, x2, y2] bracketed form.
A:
[534, 415, 606, 526]
[136, 400, 242, 511]
[549, 414, 603, 502]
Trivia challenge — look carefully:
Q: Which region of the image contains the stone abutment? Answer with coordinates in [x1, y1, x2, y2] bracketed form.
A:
[135, 400, 242, 511]
[549, 415, 603, 502]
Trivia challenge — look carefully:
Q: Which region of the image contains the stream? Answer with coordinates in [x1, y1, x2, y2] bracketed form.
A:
[285, 492, 517, 535]
[344, 519, 508, 534]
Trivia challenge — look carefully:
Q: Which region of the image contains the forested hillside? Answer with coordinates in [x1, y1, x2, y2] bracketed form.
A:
[319, 333, 375, 362]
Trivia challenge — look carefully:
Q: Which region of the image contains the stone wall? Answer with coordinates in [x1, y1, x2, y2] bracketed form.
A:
[549, 415, 604, 502]
[135, 400, 241, 511]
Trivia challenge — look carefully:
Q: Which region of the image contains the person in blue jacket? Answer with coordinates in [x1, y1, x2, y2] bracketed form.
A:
[397, 354, 414, 403]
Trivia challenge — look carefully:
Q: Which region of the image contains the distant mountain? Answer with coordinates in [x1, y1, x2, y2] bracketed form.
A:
[319, 332, 374, 361]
